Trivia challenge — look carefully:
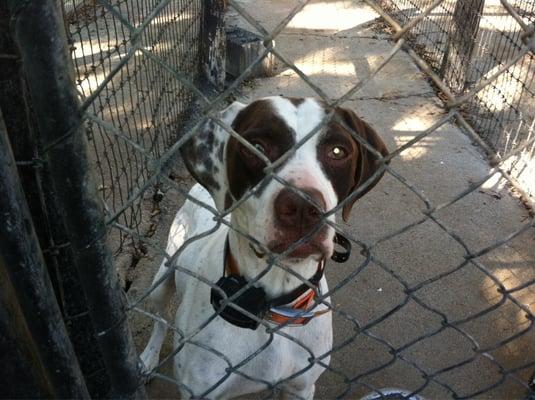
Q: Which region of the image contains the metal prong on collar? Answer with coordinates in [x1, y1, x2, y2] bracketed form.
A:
[331, 233, 351, 263]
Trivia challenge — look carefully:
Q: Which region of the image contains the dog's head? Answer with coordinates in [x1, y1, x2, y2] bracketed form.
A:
[182, 96, 388, 263]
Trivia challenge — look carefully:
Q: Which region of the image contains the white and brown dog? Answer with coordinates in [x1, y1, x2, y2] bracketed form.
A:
[140, 96, 388, 399]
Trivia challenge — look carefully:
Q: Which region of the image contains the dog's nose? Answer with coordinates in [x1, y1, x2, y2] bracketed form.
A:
[274, 188, 326, 229]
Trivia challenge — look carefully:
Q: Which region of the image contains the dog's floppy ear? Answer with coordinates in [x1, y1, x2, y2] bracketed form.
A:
[336, 107, 389, 222]
[180, 101, 246, 211]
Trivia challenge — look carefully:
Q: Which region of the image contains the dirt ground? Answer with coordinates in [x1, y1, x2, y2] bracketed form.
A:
[97, 1, 535, 399]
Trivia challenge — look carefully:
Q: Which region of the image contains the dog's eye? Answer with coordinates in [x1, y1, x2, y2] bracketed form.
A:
[252, 142, 265, 154]
[327, 145, 348, 160]
[241, 140, 269, 165]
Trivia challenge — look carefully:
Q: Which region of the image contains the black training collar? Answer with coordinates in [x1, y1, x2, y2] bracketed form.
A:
[210, 234, 351, 330]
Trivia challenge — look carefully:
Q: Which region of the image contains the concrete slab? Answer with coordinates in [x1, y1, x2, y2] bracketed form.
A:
[133, 1, 535, 398]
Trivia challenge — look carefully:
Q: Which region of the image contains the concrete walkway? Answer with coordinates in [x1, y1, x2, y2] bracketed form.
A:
[136, 1, 535, 398]
[228, 1, 535, 398]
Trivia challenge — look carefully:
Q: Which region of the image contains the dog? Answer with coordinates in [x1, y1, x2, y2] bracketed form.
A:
[139, 96, 389, 399]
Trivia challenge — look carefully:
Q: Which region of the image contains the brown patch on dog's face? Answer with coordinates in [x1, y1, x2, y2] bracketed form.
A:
[226, 99, 295, 201]
[317, 118, 360, 207]
[181, 97, 388, 225]
[323, 107, 389, 221]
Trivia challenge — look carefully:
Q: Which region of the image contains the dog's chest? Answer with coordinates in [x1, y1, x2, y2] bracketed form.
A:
[173, 291, 332, 396]
[172, 237, 332, 395]
[166, 185, 333, 396]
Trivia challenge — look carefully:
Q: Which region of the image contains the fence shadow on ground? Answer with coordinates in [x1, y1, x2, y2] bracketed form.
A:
[132, 2, 535, 397]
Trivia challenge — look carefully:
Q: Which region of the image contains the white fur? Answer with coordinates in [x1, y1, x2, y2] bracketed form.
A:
[227, 98, 337, 297]
[140, 98, 336, 399]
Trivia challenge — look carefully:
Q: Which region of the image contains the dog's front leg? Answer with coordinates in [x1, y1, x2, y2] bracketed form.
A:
[139, 259, 176, 376]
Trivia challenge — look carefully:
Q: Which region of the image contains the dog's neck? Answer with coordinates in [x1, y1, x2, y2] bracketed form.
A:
[227, 231, 322, 299]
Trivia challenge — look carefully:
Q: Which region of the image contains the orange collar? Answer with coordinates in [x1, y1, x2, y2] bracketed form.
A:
[266, 287, 330, 326]
[225, 246, 330, 327]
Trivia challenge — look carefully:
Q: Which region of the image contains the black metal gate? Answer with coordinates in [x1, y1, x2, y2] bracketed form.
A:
[0, 0, 214, 397]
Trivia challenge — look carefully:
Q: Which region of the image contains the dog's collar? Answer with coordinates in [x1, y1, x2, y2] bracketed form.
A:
[266, 287, 330, 326]
[211, 234, 350, 329]
[225, 243, 328, 327]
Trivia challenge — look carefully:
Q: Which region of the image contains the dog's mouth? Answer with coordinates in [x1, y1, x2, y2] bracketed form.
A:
[249, 237, 329, 261]
[249, 243, 267, 259]
[270, 240, 327, 260]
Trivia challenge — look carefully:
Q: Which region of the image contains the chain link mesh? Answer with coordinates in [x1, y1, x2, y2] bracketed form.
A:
[63, 0, 202, 254]
[375, 0, 535, 203]
[61, 0, 534, 398]
[378, 0, 534, 154]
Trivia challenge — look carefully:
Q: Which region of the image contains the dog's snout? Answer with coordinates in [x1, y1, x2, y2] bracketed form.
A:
[274, 188, 326, 229]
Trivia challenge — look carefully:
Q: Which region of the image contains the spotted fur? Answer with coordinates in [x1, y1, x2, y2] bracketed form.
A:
[141, 96, 388, 399]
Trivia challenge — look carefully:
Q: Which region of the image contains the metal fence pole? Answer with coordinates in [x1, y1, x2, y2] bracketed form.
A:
[202, 0, 228, 91]
[7, 1, 146, 398]
[440, 0, 485, 93]
[0, 108, 90, 399]
[0, 2, 111, 393]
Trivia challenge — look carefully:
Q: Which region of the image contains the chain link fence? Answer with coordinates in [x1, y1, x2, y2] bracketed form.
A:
[118, 0, 533, 397]
[376, 0, 534, 199]
[63, 0, 203, 255]
[2, 0, 535, 398]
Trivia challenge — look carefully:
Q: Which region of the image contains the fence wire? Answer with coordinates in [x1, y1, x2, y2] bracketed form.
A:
[59, 0, 535, 398]
[63, 0, 202, 254]
[377, 0, 534, 182]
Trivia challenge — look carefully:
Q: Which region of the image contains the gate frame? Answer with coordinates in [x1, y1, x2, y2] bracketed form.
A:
[6, 0, 147, 397]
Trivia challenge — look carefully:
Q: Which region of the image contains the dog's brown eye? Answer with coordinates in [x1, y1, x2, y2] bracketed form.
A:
[241, 141, 270, 169]
[328, 146, 348, 160]
[241, 141, 265, 158]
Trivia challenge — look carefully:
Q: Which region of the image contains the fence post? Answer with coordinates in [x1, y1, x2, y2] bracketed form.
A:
[0, 108, 90, 399]
[202, 0, 228, 91]
[440, 0, 485, 93]
[6, 1, 146, 398]
[0, 1, 112, 394]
